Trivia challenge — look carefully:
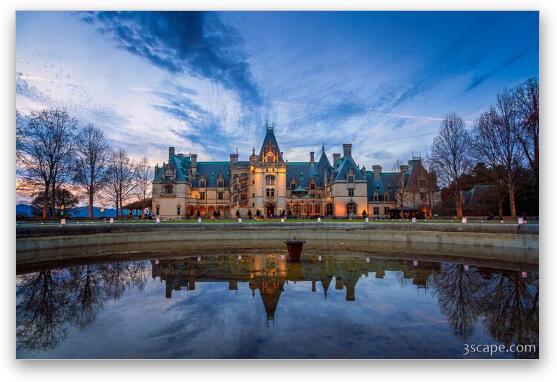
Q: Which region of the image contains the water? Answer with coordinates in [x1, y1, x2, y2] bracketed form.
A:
[16, 251, 538, 359]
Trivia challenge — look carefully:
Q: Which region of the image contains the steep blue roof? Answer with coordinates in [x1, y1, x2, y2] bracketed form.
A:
[334, 156, 366, 182]
[194, 162, 231, 187]
[366, 171, 398, 201]
[258, 126, 284, 162]
[286, 162, 319, 188]
[154, 154, 190, 182]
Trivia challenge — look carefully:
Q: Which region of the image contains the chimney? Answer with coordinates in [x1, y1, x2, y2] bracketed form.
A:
[169, 147, 175, 160]
[190, 154, 197, 176]
[230, 153, 238, 168]
[310, 151, 315, 164]
[333, 153, 341, 166]
[372, 165, 382, 180]
[343, 144, 352, 158]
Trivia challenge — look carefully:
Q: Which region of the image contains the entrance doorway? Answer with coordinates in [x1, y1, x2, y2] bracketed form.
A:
[266, 203, 275, 217]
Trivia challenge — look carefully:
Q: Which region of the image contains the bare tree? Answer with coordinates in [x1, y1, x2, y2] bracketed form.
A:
[513, 78, 539, 184]
[392, 159, 409, 218]
[16, 108, 76, 219]
[430, 113, 472, 218]
[472, 92, 523, 217]
[73, 124, 111, 220]
[106, 149, 135, 219]
[134, 157, 153, 218]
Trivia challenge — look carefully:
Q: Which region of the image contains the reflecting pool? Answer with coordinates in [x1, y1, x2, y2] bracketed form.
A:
[16, 251, 538, 359]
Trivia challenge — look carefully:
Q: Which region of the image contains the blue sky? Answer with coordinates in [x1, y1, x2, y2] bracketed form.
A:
[16, 11, 538, 168]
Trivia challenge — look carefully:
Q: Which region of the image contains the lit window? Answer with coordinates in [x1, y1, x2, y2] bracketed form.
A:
[266, 175, 275, 185]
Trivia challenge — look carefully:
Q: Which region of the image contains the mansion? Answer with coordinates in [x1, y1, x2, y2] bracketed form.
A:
[152, 124, 437, 219]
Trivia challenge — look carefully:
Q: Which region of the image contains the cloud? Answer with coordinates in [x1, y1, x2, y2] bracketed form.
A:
[16, 72, 51, 103]
[463, 50, 530, 93]
[78, 11, 262, 106]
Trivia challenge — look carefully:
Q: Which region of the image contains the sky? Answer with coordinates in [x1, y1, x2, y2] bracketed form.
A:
[16, 11, 539, 169]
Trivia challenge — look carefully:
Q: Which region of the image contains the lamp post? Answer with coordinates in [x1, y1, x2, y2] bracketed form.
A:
[100, 207, 105, 222]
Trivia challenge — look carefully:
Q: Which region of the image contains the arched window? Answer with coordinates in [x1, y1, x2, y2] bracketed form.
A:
[199, 179, 206, 188]
[266, 175, 275, 186]
[346, 202, 357, 216]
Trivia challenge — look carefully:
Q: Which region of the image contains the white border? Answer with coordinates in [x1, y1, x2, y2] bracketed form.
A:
[3, 0, 554, 380]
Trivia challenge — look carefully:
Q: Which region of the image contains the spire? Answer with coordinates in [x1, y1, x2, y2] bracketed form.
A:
[258, 122, 284, 163]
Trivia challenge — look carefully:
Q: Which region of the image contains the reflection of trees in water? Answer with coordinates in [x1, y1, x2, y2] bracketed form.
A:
[431, 264, 539, 358]
[477, 271, 539, 358]
[431, 264, 484, 339]
[16, 260, 149, 352]
[16, 271, 72, 351]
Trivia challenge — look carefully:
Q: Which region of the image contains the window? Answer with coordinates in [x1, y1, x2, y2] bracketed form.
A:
[165, 175, 174, 181]
[348, 175, 354, 183]
[266, 188, 275, 197]
[233, 195, 237, 203]
[346, 202, 357, 216]
[384, 207, 390, 215]
[348, 188, 354, 197]
[314, 204, 321, 214]
[217, 179, 224, 187]
[373, 207, 380, 215]
[376, 185, 380, 191]
[156, 205, 160, 215]
[266, 175, 275, 186]
[291, 182, 297, 190]
[218, 192, 224, 200]
[388, 185, 392, 191]
[373, 193, 378, 202]
[164, 185, 173, 195]
[292, 204, 302, 215]
[304, 204, 313, 215]
[385, 194, 389, 202]
[199, 192, 205, 200]
[199, 180, 206, 188]
[310, 183, 316, 190]
[177, 205, 181, 215]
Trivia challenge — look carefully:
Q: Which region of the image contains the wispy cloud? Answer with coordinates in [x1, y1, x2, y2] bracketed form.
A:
[79, 11, 262, 106]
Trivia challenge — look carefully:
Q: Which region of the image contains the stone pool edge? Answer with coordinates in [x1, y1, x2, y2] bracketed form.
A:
[16, 222, 539, 254]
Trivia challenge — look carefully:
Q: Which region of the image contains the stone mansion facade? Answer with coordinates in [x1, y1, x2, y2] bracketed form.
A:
[152, 124, 437, 219]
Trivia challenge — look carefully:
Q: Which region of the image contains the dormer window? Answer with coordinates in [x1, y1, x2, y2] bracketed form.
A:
[199, 179, 206, 188]
[164, 185, 173, 195]
[217, 179, 224, 188]
[310, 183, 316, 190]
[348, 174, 354, 183]
[291, 181, 297, 190]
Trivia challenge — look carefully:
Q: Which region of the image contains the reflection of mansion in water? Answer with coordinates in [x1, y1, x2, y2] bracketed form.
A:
[152, 123, 437, 219]
[150, 254, 440, 321]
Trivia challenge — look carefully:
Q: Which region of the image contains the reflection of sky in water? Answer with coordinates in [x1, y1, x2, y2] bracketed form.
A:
[16, 256, 538, 359]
